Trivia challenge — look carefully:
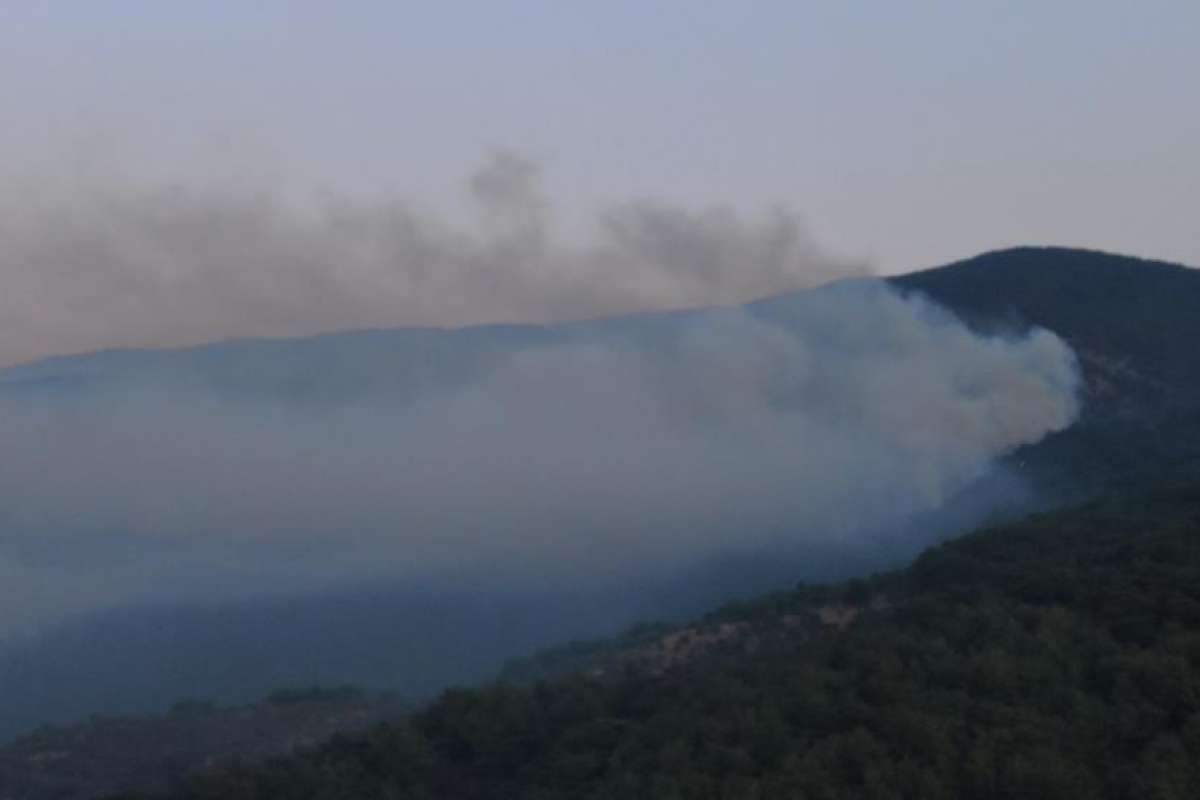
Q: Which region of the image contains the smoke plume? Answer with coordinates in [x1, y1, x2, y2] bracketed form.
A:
[0, 150, 862, 368]
[0, 280, 1079, 634]
[0, 156, 1081, 734]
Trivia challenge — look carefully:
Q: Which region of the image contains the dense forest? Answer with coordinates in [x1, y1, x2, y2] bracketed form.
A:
[115, 484, 1200, 799]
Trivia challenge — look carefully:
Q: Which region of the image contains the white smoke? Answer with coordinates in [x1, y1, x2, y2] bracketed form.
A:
[0, 280, 1080, 633]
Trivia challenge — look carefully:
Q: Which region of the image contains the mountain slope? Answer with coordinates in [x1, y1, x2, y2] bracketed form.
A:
[891, 247, 1200, 413]
[0, 689, 403, 800]
[889, 247, 1200, 498]
[142, 484, 1200, 799]
[89, 247, 1200, 799]
[495, 247, 1199, 684]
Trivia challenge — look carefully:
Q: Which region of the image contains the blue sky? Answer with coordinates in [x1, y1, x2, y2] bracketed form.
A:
[0, 2, 1196, 349]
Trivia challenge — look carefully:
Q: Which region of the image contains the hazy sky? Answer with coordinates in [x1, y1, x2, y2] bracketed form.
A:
[1, 2, 1197, 361]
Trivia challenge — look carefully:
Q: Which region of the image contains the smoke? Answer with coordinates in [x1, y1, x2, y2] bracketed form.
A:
[0, 150, 862, 368]
[0, 155, 1080, 730]
[0, 280, 1079, 635]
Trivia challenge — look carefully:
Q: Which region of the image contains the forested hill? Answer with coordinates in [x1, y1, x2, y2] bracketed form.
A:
[891, 247, 1200, 416]
[130, 484, 1200, 799]
[891, 247, 1200, 497]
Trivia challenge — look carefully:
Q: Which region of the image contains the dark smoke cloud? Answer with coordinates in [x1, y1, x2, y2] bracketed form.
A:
[0, 280, 1079, 634]
[0, 150, 863, 367]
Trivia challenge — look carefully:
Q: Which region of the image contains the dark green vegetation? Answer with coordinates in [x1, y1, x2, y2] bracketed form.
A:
[0, 690, 403, 800]
[128, 486, 1200, 799]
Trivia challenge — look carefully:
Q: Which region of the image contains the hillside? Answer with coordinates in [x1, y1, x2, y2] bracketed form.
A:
[0, 689, 403, 800]
[135, 485, 1200, 799]
[892, 247, 1200, 496]
[894, 247, 1200, 412]
[502, 246, 1200, 686]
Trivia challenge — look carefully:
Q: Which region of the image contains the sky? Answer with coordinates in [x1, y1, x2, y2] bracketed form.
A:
[0, 1, 1197, 361]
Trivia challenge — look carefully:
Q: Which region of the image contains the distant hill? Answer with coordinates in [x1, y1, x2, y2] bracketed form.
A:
[7, 245, 1194, 408]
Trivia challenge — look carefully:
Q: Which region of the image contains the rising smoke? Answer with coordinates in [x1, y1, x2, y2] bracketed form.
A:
[0, 155, 1081, 735]
[0, 150, 862, 368]
[0, 279, 1079, 635]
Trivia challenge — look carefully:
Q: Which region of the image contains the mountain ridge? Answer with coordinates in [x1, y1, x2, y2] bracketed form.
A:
[4, 245, 1192, 359]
